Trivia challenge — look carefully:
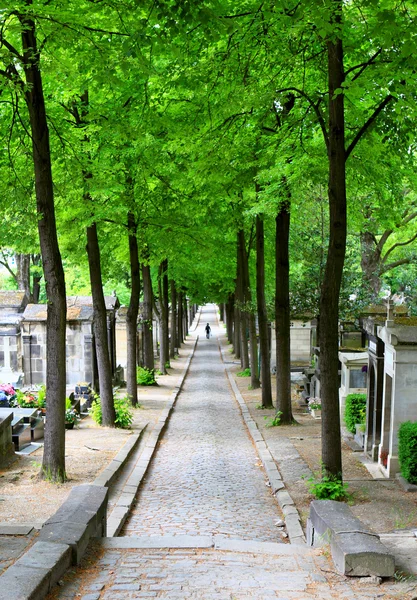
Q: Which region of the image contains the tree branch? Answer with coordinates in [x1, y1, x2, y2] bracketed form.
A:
[380, 257, 414, 274]
[275, 87, 328, 148]
[376, 229, 393, 253]
[345, 49, 382, 82]
[345, 95, 394, 159]
[382, 232, 417, 263]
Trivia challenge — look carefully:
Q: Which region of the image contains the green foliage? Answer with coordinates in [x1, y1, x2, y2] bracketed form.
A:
[37, 385, 46, 408]
[89, 395, 133, 429]
[15, 390, 38, 408]
[65, 408, 79, 425]
[137, 367, 158, 386]
[237, 368, 251, 377]
[344, 393, 367, 434]
[264, 411, 283, 427]
[398, 421, 417, 484]
[307, 473, 349, 501]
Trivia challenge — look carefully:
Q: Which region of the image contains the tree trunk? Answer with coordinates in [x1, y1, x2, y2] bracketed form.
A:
[237, 231, 249, 369]
[16, 254, 32, 300]
[31, 254, 42, 303]
[240, 229, 260, 388]
[158, 259, 169, 374]
[360, 231, 381, 299]
[183, 295, 188, 338]
[275, 202, 292, 423]
[141, 263, 154, 370]
[319, 5, 346, 479]
[234, 296, 241, 359]
[126, 211, 140, 406]
[177, 290, 184, 346]
[21, 14, 67, 482]
[86, 223, 116, 426]
[170, 280, 177, 358]
[256, 214, 273, 408]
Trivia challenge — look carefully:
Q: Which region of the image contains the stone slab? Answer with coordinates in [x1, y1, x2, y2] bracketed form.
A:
[309, 500, 395, 577]
[0, 541, 71, 600]
[0, 524, 33, 536]
[396, 473, 417, 492]
[214, 537, 310, 556]
[99, 535, 213, 549]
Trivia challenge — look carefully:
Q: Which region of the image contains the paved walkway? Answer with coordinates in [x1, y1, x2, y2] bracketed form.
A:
[48, 306, 413, 599]
[122, 305, 282, 541]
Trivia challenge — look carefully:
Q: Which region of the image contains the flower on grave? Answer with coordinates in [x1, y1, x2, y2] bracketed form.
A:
[0, 384, 16, 397]
[65, 408, 79, 425]
[16, 390, 38, 408]
[308, 397, 322, 410]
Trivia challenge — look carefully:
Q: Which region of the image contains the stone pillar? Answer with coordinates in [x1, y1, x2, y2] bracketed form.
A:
[22, 334, 32, 386]
[84, 334, 94, 385]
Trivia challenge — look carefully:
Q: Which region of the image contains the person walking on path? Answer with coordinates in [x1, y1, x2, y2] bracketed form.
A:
[205, 322, 211, 338]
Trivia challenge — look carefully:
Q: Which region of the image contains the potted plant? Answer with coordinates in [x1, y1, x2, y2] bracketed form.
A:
[65, 408, 79, 429]
[36, 385, 47, 415]
[15, 390, 38, 409]
[308, 397, 322, 419]
[65, 397, 79, 429]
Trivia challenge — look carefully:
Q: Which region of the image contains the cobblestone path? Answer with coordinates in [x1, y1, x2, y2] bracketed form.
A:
[49, 306, 410, 599]
[122, 305, 282, 541]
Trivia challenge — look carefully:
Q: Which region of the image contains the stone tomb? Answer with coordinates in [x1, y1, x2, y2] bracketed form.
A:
[376, 303, 417, 477]
[338, 350, 368, 417]
[0, 291, 28, 387]
[22, 296, 119, 389]
[0, 412, 15, 466]
[270, 318, 314, 375]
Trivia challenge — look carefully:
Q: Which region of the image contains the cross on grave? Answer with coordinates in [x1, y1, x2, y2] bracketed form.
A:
[386, 299, 395, 324]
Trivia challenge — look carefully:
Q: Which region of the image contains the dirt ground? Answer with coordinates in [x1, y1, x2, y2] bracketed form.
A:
[231, 366, 417, 536]
[0, 346, 193, 526]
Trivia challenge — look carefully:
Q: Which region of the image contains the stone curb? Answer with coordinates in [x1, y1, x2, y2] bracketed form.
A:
[0, 484, 108, 600]
[93, 427, 147, 488]
[106, 334, 200, 537]
[218, 339, 306, 546]
[98, 534, 312, 556]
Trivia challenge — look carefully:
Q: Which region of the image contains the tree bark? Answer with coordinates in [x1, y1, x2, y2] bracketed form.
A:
[126, 211, 140, 406]
[360, 231, 382, 299]
[86, 223, 116, 426]
[16, 254, 32, 300]
[141, 263, 154, 370]
[158, 259, 169, 373]
[240, 229, 260, 389]
[177, 290, 184, 345]
[275, 202, 292, 423]
[21, 12, 67, 482]
[170, 280, 177, 358]
[256, 214, 273, 408]
[319, 3, 346, 479]
[237, 231, 249, 369]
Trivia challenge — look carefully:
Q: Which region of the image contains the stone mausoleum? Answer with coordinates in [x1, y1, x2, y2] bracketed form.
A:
[22, 296, 119, 390]
[0, 291, 28, 386]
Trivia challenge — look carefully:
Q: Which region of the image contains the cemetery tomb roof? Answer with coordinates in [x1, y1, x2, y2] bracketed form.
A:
[67, 295, 120, 311]
[23, 303, 93, 321]
[0, 291, 28, 311]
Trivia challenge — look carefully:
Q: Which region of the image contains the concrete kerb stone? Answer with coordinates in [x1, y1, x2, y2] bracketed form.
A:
[0, 541, 71, 600]
[107, 335, 199, 537]
[93, 427, 147, 488]
[218, 335, 306, 546]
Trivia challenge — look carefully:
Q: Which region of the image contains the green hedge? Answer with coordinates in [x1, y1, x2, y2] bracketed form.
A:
[399, 421, 417, 484]
[344, 393, 367, 434]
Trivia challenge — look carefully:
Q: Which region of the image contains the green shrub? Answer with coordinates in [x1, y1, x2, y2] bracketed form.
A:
[307, 473, 349, 500]
[344, 393, 367, 434]
[90, 395, 133, 429]
[399, 421, 417, 484]
[237, 368, 251, 377]
[136, 366, 158, 386]
[264, 411, 283, 427]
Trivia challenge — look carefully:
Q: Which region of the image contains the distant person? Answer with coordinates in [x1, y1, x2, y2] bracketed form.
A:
[205, 323, 211, 339]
